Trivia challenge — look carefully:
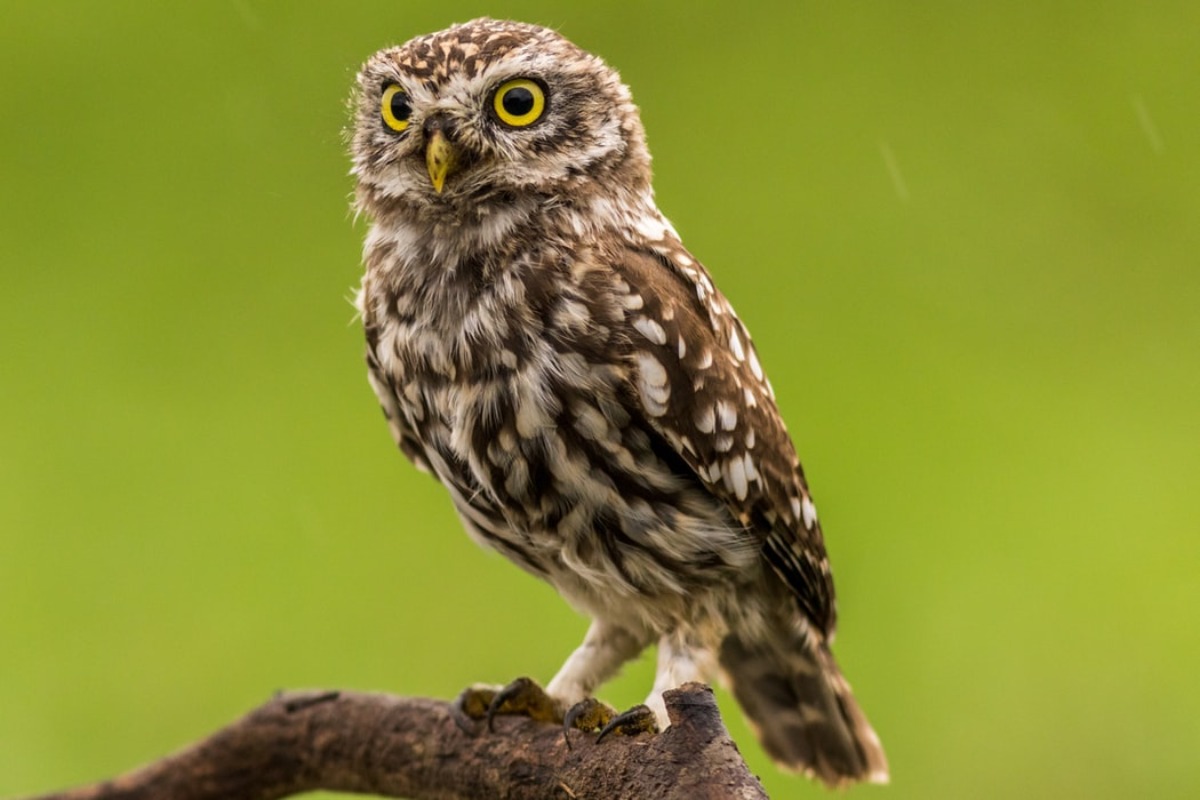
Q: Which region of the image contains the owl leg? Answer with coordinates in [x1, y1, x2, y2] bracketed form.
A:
[546, 617, 651, 705]
[553, 618, 657, 741]
[577, 629, 709, 742]
[641, 629, 711, 730]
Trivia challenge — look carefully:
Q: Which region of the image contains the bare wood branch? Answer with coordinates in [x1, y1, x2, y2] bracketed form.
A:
[16, 683, 767, 800]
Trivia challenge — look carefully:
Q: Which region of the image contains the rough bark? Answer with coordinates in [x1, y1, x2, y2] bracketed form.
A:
[18, 683, 767, 800]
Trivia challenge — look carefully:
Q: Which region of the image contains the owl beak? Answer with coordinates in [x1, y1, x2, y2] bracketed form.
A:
[425, 129, 459, 194]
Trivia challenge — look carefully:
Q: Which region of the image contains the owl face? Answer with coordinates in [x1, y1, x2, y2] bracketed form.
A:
[351, 18, 650, 214]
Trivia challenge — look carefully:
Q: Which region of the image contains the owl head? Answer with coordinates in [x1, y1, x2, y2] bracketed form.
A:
[351, 19, 652, 220]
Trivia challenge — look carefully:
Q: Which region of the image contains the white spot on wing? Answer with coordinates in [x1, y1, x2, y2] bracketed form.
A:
[636, 352, 670, 416]
[728, 457, 748, 500]
[743, 453, 759, 482]
[716, 400, 737, 431]
[728, 328, 745, 362]
[694, 405, 715, 433]
[748, 346, 764, 381]
[801, 496, 818, 529]
[633, 315, 667, 345]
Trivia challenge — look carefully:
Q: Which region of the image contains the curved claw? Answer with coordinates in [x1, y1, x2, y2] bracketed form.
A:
[485, 677, 528, 732]
[450, 684, 498, 734]
[449, 703, 481, 734]
[562, 697, 616, 750]
[596, 703, 658, 744]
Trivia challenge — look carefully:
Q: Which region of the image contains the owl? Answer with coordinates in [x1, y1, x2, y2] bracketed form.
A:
[350, 18, 887, 787]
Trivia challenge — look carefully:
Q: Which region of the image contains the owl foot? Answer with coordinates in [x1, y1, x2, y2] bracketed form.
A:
[562, 698, 657, 749]
[563, 696, 615, 732]
[561, 697, 615, 749]
[451, 677, 563, 733]
[595, 703, 659, 743]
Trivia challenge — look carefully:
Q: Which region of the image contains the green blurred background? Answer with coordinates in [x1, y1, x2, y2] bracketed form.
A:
[3, 2, 1197, 798]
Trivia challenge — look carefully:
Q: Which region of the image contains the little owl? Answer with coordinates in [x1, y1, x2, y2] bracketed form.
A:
[349, 18, 887, 787]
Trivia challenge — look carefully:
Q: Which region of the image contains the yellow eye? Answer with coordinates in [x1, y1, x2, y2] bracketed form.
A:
[381, 84, 411, 132]
[492, 78, 545, 127]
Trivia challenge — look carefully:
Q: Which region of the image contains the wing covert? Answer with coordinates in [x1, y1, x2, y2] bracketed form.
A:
[612, 239, 838, 635]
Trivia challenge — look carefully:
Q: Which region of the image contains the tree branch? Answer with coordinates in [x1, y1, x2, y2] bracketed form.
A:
[16, 683, 767, 800]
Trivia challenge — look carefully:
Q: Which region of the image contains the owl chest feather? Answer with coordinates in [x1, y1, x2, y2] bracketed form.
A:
[367, 224, 616, 515]
[362, 218, 753, 611]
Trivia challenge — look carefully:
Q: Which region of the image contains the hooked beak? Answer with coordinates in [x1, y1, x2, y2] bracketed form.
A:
[425, 129, 458, 194]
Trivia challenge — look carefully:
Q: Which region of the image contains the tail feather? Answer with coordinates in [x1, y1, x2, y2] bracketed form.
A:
[719, 631, 889, 787]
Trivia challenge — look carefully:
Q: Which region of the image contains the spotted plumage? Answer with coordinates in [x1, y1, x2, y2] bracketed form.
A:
[350, 18, 887, 786]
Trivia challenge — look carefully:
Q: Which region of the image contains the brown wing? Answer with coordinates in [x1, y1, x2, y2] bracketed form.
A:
[613, 239, 837, 636]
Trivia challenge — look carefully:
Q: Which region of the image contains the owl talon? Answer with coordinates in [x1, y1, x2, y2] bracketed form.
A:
[562, 697, 618, 749]
[564, 696, 616, 731]
[484, 676, 564, 731]
[595, 703, 658, 743]
[450, 683, 500, 733]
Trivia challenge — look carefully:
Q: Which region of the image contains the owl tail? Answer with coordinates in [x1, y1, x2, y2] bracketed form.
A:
[719, 629, 889, 787]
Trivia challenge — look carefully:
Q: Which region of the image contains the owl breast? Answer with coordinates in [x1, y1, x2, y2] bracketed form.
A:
[361, 219, 756, 622]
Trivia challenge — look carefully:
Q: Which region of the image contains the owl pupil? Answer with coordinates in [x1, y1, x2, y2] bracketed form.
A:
[502, 87, 535, 117]
[390, 93, 411, 122]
